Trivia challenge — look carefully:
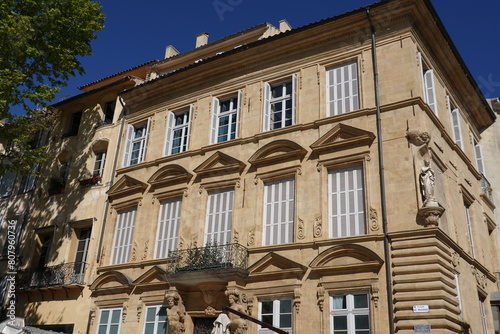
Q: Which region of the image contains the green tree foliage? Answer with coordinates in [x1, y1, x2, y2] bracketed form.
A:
[0, 0, 105, 175]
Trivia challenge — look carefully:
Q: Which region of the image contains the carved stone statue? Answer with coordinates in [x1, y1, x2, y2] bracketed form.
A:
[419, 159, 437, 207]
[165, 289, 186, 334]
[225, 290, 247, 334]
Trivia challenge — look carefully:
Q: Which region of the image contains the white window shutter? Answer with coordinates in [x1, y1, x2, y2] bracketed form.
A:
[122, 124, 134, 167]
[448, 97, 463, 149]
[111, 209, 136, 265]
[235, 89, 242, 139]
[329, 166, 365, 238]
[211, 97, 220, 144]
[263, 82, 271, 131]
[205, 190, 234, 245]
[164, 112, 175, 156]
[263, 179, 294, 246]
[140, 117, 152, 163]
[292, 74, 297, 124]
[424, 69, 437, 114]
[185, 104, 194, 150]
[474, 142, 485, 175]
[155, 199, 181, 259]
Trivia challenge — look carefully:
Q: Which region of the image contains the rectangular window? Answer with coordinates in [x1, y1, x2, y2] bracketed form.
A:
[165, 106, 192, 156]
[420, 53, 438, 115]
[479, 298, 489, 334]
[111, 209, 136, 265]
[326, 62, 359, 116]
[263, 75, 296, 131]
[123, 119, 151, 167]
[93, 151, 107, 177]
[474, 139, 485, 175]
[19, 164, 38, 193]
[330, 292, 370, 334]
[143, 305, 168, 334]
[263, 178, 295, 246]
[97, 308, 122, 334]
[72, 227, 91, 282]
[0, 171, 17, 197]
[103, 100, 116, 125]
[36, 234, 53, 269]
[205, 189, 234, 245]
[211, 92, 241, 144]
[64, 111, 82, 137]
[60, 159, 71, 186]
[155, 199, 181, 259]
[448, 97, 463, 149]
[329, 165, 366, 238]
[464, 204, 475, 258]
[259, 298, 293, 334]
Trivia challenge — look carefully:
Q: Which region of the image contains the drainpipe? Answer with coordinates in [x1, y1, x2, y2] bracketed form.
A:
[366, 8, 395, 334]
[96, 96, 127, 263]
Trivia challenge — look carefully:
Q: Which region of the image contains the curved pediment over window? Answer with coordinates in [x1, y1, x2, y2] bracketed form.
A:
[247, 252, 307, 282]
[309, 244, 383, 276]
[248, 140, 307, 168]
[310, 123, 375, 156]
[107, 175, 148, 202]
[90, 271, 133, 294]
[148, 164, 193, 191]
[194, 151, 246, 178]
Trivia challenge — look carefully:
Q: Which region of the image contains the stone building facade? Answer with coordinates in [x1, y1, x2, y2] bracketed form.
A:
[1, 0, 498, 333]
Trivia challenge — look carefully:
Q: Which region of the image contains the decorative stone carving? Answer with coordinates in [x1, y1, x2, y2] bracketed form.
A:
[314, 215, 322, 238]
[89, 308, 96, 326]
[141, 240, 149, 261]
[165, 288, 186, 334]
[369, 207, 379, 231]
[407, 130, 430, 146]
[178, 236, 185, 250]
[293, 288, 301, 314]
[420, 159, 437, 207]
[297, 217, 305, 240]
[131, 241, 138, 262]
[247, 229, 255, 246]
[451, 252, 460, 267]
[233, 230, 239, 244]
[122, 303, 128, 323]
[137, 306, 142, 322]
[205, 306, 216, 316]
[371, 295, 379, 308]
[317, 284, 325, 311]
[225, 289, 248, 334]
[418, 206, 444, 227]
[472, 266, 487, 289]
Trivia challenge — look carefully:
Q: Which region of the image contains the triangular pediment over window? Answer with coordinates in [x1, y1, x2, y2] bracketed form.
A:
[247, 252, 307, 281]
[107, 175, 148, 201]
[310, 123, 375, 155]
[248, 140, 307, 168]
[133, 266, 170, 291]
[194, 152, 246, 178]
[148, 164, 193, 191]
[90, 271, 133, 295]
[309, 244, 383, 276]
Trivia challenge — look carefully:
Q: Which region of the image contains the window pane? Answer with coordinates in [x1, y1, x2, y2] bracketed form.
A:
[355, 315, 369, 329]
[144, 323, 155, 334]
[97, 325, 108, 334]
[109, 325, 119, 334]
[111, 309, 121, 323]
[280, 314, 292, 328]
[262, 315, 273, 325]
[333, 296, 346, 310]
[333, 316, 348, 330]
[146, 307, 156, 322]
[99, 310, 110, 324]
[354, 294, 368, 309]
[262, 301, 273, 314]
[280, 299, 292, 313]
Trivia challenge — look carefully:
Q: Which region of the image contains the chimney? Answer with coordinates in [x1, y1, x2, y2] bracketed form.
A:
[164, 45, 180, 59]
[196, 32, 209, 48]
[279, 20, 292, 32]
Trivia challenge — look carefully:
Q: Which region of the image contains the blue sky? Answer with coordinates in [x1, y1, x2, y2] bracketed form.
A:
[55, 0, 500, 103]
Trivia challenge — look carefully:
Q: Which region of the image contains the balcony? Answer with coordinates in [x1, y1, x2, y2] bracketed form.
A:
[79, 175, 101, 187]
[480, 174, 494, 203]
[167, 243, 248, 273]
[16, 262, 87, 290]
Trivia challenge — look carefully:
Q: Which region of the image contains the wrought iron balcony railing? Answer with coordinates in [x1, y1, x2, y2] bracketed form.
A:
[16, 262, 87, 290]
[480, 174, 494, 203]
[167, 243, 248, 273]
